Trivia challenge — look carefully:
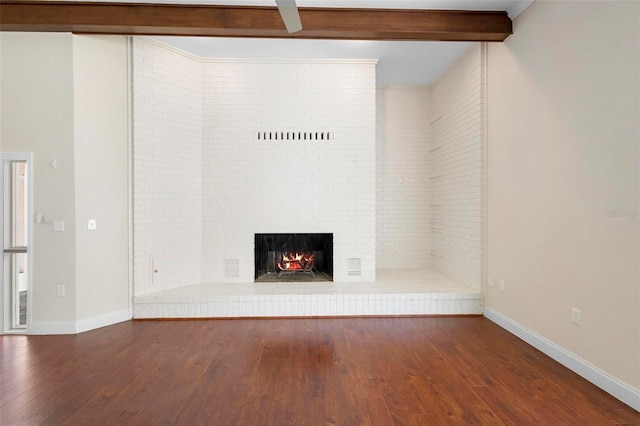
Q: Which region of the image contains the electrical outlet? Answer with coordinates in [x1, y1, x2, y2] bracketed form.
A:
[56, 284, 66, 297]
[499, 279, 505, 292]
[571, 308, 582, 326]
[88, 219, 97, 230]
[487, 276, 495, 287]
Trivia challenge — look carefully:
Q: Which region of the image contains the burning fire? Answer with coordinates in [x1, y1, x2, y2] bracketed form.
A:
[278, 252, 315, 271]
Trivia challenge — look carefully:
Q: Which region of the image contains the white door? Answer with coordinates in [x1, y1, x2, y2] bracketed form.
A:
[1, 153, 32, 333]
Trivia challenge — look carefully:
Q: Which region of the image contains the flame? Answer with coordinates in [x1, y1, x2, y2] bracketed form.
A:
[278, 252, 315, 271]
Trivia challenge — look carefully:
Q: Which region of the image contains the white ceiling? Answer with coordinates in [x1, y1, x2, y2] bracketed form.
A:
[149, 0, 535, 85]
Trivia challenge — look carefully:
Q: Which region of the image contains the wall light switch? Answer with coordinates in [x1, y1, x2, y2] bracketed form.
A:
[56, 284, 65, 297]
[88, 219, 97, 230]
[487, 276, 495, 287]
[53, 220, 65, 232]
[499, 279, 505, 292]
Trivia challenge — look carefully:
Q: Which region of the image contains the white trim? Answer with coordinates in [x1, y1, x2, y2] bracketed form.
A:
[138, 37, 379, 65]
[25, 154, 33, 332]
[28, 322, 77, 335]
[76, 309, 131, 334]
[484, 307, 640, 412]
[481, 41, 488, 302]
[136, 36, 201, 61]
[376, 85, 430, 90]
[27, 309, 131, 335]
[201, 57, 379, 65]
[127, 36, 135, 319]
[1, 155, 7, 333]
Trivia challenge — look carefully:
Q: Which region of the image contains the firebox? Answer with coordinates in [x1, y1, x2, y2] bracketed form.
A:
[254, 233, 333, 282]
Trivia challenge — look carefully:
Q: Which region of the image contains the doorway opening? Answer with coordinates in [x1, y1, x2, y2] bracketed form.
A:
[2, 153, 32, 333]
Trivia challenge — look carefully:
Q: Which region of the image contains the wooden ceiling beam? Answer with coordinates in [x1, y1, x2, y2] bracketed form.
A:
[0, 1, 512, 42]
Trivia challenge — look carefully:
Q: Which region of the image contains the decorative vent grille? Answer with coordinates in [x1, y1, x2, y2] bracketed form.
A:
[347, 258, 362, 276]
[224, 259, 240, 279]
[257, 131, 332, 141]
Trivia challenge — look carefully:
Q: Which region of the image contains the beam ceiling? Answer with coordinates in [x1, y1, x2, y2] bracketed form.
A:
[0, 1, 512, 41]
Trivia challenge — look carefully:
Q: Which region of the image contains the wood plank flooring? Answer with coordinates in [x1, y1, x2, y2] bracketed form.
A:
[1, 317, 638, 425]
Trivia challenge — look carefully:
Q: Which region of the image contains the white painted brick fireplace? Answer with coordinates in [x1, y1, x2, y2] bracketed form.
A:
[132, 38, 485, 318]
[200, 58, 376, 284]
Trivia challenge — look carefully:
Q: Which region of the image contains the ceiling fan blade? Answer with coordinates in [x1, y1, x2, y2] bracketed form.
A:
[275, 0, 302, 33]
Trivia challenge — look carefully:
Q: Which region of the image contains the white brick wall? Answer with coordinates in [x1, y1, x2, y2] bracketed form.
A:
[135, 292, 482, 318]
[201, 59, 377, 282]
[132, 38, 203, 295]
[430, 44, 485, 289]
[132, 37, 486, 294]
[376, 86, 431, 268]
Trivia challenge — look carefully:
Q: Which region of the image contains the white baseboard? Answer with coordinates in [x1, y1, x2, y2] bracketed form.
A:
[26, 309, 131, 335]
[75, 308, 131, 334]
[28, 322, 77, 335]
[484, 307, 640, 412]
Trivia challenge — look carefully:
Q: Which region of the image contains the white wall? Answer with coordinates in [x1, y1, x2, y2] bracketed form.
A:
[376, 86, 431, 269]
[1, 33, 77, 328]
[132, 38, 202, 295]
[1, 33, 131, 333]
[487, 0, 639, 394]
[201, 59, 377, 282]
[430, 44, 486, 290]
[133, 40, 377, 285]
[0, 35, 3, 152]
[132, 39, 492, 287]
[73, 36, 130, 325]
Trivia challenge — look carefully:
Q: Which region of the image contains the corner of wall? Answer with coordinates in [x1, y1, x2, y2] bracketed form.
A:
[429, 43, 486, 290]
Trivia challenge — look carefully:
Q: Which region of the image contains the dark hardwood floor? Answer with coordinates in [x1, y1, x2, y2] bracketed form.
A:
[1, 317, 638, 425]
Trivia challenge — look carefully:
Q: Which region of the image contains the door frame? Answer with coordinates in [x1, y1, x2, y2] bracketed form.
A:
[1, 152, 33, 334]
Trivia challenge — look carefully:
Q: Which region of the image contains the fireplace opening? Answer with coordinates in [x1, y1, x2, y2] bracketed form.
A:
[255, 233, 333, 282]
